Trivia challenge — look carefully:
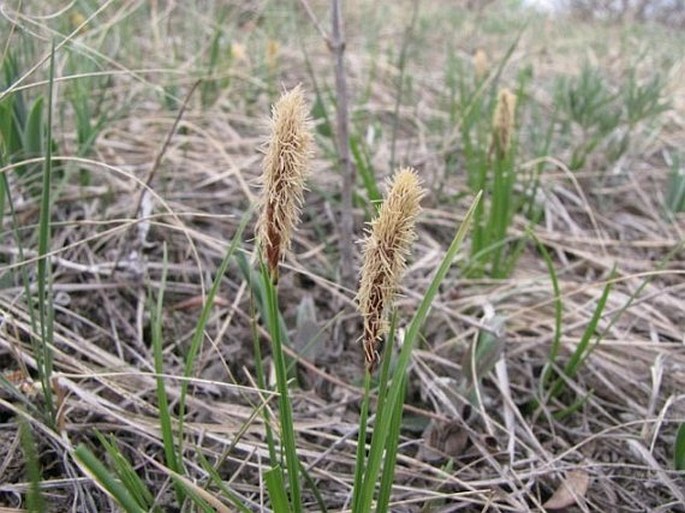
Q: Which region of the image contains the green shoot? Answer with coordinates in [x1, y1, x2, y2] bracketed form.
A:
[261, 265, 302, 512]
[265, 465, 292, 513]
[94, 432, 158, 512]
[151, 244, 184, 504]
[20, 419, 46, 513]
[34, 41, 57, 425]
[545, 269, 615, 405]
[665, 155, 685, 214]
[675, 423, 685, 471]
[74, 445, 147, 513]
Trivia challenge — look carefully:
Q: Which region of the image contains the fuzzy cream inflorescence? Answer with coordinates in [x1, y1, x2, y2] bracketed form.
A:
[357, 168, 425, 372]
[256, 86, 314, 282]
[491, 87, 517, 159]
[473, 48, 489, 82]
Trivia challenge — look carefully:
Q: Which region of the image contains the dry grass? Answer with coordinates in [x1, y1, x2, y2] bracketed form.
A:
[1, 0, 684, 511]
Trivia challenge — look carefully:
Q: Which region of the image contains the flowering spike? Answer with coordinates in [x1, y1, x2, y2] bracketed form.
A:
[256, 86, 314, 283]
[473, 48, 489, 82]
[357, 167, 424, 372]
[491, 87, 517, 159]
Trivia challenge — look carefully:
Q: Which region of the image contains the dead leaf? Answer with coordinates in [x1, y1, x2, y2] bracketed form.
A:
[543, 469, 590, 511]
[418, 420, 469, 463]
[294, 294, 322, 361]
[443, 422, 470, 457]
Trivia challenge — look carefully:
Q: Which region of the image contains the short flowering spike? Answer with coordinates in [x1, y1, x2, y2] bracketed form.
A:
[256, 86, 314, 283]
[491, 88, 517, 159]
[473, 48, 489, 82]
[357, 168, 425, 372]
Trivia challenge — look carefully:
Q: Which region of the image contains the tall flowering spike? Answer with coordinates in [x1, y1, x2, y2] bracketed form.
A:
[491, 87, 517, 159]
[256, 85, 314, 283]
[357, 168, 425, 372]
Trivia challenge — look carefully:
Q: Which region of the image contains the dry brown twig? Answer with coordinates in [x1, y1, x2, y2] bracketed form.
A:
[297, 0, 355, 286]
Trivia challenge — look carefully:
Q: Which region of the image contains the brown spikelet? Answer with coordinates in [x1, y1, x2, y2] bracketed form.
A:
[473, 48, 489, 82]
[266, 39, 280, 73]
[256, 86, 314, 282]
[491, 88, 517, 159]
[357, 168, 425, 372]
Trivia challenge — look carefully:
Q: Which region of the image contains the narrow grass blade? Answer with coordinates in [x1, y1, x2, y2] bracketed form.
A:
[236, 251, 279, 468]
[675, 423, 685, 471]
[19, 419, 45, 513]
[375, 373, 407, 513]
[0, 93, 9, 140]
[351, 371, 371, 513]
[0, 172, 7, 269]
[298, 459, 328, 513]
[561, 269, 614, 378]
[353, 315, 396, 512]
[94, 432, 156, 511]
[169, 478, 216, 513]
[23, 95, 46, 196]
[265, 465, 292, 513]
[350, 134, 381, 207]
[553, 388, 593, 421]
[547, 268, 615, 402]
[151, 244, 184, 503]
[1, 170, 43, 390]
[25, 96, 44, 155]
[310, 84, 333, 140]
[143, 452, 232, 513]
[0, 86, 25, 162]
[196, 452, 253, 513]
[665, 166, 685, 213]
[261, 267, 301, 512]
[200, 11, 228, 107]
[236, 255, 290, 513]
[236, 251, 297, 381]
[600, 241, 684, 339]
[665, 153, 684, 213]
[530, 231, 563, 387]
[35, 41, 57, 423]
[374, 313, 398, 429]
[74, 444, 146, 513]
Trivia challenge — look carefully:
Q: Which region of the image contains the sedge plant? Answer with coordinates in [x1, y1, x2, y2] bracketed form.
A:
[254, 85, 314, 513]
[468, 86, 521, 278]
[352, 167, 481, 513]
[448, 34, 534, 279]
[0, 44, 60, 428]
